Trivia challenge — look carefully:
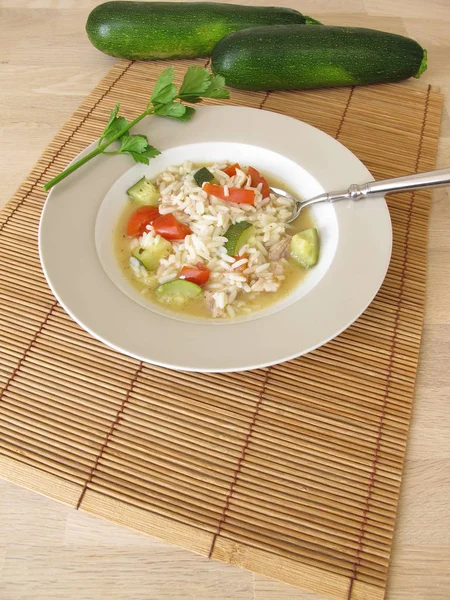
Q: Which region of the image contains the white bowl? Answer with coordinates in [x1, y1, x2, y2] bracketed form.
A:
[40, 106, 392, 372]
[96, 142, 338, 325]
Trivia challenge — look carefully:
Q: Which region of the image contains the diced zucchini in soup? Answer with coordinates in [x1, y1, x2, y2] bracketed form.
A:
[154, 280, 202, 304]
[132, 238, 172, 271]
[225, 222, 255, 255]
[194, 167, 214, 187]
[127, 177, 160, 206]
[290, 228, 319, 268]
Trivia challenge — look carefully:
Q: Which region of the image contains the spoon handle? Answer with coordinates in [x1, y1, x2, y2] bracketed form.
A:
[329, 167, 450, 202]
[365, 167, 450, 195]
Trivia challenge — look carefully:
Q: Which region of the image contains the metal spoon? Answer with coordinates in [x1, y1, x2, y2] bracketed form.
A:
[271, 167, 450, 223]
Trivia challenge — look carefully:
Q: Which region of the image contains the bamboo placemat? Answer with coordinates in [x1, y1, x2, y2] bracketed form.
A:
[0, 59, 443, 600]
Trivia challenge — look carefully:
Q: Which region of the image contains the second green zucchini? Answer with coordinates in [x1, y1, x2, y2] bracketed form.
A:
[211, 25, 427, 90]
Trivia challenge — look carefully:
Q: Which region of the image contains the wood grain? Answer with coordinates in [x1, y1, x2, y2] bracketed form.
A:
[0, 1, 449, 600]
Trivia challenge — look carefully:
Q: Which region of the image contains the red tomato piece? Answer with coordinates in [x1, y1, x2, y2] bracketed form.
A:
[127, 206, 160, 237]
[179, 263, 210, 286]
[223, 163, 241, 177]
[248, 166, 271, 199]
[152, 213, 191, 240]
[203, 183, 255, 205]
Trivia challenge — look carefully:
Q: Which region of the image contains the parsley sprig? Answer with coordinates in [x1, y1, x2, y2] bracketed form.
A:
[43, 66, 229, 191]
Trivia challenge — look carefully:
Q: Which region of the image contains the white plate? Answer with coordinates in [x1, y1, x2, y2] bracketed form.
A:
[39, 106, 392, 372]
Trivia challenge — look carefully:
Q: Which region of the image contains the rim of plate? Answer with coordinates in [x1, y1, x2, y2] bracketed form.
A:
[39, 106, 392, 372]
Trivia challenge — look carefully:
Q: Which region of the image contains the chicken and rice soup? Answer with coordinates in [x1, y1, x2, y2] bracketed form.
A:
[115, 161, 319, 319]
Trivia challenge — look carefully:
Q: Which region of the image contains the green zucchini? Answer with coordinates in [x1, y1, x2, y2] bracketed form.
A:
[290, 229, 319, 268]
[155, 280, 202, 303]
[211, 25, 427, 90]
[224, 221, 254, 255]
[194, 167, 214, 187]
[127, 177, 160, 206]
[132, 239, 172, 271]
[86, 2, 307, 60]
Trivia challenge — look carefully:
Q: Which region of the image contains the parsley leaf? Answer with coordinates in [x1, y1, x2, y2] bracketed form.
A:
[118, 136, 161, 165]
[100, 116, 129, 143]
[178, 68, 230, 103]
[119, 134, 149, 154]
[203, 74, 230, 99]
[178, 66, 212, 101]
[103, 103, 119, 132]
[151, 67, 177, 105]
[153, 102, 187, 119]
[127, 149, 159, 165]
[128, 152, 148, 164]
[177, 95, 203, 104]
[175, 106, 196, 122]
[99, 104, 130, 145]
[141, 145, 161, 159]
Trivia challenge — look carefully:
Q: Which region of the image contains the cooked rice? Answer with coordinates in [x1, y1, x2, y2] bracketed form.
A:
[129, 161, 294, 318]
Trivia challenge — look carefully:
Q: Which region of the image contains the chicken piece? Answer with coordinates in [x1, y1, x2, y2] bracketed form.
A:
[272, 261, 284, 276]
[269, 237, 290, 261]
[204, 290, 223, 318]
[204, 290, 216, 312]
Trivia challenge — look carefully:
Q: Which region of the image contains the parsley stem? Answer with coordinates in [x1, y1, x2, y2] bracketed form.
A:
[43, 109, 153, 192]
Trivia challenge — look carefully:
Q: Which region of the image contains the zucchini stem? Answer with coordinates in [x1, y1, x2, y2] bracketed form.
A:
[414, 48, 428, 78]
[304, 16, 323, 25]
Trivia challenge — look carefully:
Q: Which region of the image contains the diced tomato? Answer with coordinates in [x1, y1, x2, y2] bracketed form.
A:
[127, 206, 160, 237]
[223, 163, 241, 177]
[232, 254, 249, 272]
[203, 183, 255, 205]
[152, 213, 191, 240]
[248, 166, 271, 199]
[180, 262, 210, 286]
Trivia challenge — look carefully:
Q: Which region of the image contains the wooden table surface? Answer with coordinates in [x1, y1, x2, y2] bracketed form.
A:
[0, 1, 449, 599]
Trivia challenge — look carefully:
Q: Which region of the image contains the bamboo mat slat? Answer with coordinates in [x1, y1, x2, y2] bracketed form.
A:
[0, 59, 443, 600]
